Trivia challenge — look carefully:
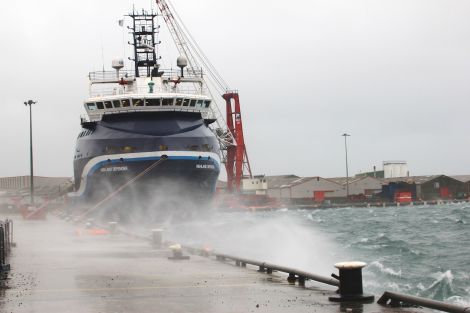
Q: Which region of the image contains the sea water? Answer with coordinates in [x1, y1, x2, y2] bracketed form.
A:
[167, 202, 469, 305]
[304, 203, 469, 305]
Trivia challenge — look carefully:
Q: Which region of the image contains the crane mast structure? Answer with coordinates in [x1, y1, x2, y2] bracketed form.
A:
[155, 0, 252, 192]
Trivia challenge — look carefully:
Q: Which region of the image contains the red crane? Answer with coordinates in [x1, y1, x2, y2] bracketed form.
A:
[223, 93, 252, 192]
[155, 0, 252, 193]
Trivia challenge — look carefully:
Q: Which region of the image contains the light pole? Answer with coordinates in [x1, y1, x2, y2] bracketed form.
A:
[24, 100, 37, 206]
[342, 133, 350, 200]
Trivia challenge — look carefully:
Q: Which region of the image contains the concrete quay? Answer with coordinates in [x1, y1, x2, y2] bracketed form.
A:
[0, 217, 431, 313]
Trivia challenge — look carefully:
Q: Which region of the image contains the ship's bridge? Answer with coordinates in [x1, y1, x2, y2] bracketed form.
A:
[85, 69, 213, 122]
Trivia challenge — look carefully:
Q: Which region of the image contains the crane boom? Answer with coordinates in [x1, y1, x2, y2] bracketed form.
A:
[155, 0, 253, 192]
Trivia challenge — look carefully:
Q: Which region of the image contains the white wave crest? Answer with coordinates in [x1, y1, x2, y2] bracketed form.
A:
[369, 261, 402, 277]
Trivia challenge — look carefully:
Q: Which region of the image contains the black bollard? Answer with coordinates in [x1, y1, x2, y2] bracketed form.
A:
[329, 261, 374, 302]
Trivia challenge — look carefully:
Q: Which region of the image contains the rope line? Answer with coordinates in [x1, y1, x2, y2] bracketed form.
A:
[76, 157, 167, 221]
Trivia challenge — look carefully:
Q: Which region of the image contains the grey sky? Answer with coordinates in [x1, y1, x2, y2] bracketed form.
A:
[1, 0, 469, 179]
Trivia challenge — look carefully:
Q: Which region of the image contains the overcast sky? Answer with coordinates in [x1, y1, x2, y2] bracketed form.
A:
[1, 0, 469, 179]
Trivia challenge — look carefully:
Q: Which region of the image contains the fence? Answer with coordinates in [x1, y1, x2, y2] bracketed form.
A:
[0, 219, 13, 277]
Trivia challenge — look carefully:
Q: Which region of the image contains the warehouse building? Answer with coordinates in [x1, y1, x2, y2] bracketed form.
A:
[0, 176, 72, 201]
[0, 176, 71, 191]
[381, 175, 465, 201]
[328, 176, 383, 200]
[451, 175, 470, 198]
[267, 176, 344, 203]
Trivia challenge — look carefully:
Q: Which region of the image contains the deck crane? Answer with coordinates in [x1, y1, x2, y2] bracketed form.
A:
[155, 0, 252, 193]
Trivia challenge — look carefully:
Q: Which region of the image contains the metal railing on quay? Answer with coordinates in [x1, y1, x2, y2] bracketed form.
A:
[378, 291, 470, 313]
[213, 252, 339, 287]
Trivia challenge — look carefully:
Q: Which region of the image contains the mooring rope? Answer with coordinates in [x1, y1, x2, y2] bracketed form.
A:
[76, 156, 168, 221]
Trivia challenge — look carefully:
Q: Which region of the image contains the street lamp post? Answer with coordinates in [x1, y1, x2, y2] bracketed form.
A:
[342, 133, 351, 200]
[24, 100, 37, 206]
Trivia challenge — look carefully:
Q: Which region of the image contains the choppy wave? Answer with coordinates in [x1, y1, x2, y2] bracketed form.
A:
[419, 270, 455, 300]
[300, 203, 470, 303]
[368, 261, 402, 277]
[172, 203, 469, 304]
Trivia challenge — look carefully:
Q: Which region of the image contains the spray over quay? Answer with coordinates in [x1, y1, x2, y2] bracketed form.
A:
[1, 1, 470, 313]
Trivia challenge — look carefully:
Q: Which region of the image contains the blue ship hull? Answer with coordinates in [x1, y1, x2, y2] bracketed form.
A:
[71, 112, 221, 211]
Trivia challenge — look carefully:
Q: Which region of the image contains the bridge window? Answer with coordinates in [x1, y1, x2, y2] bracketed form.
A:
[146, 98, 161, 106]
[87, 103, 97, 110]
[96, 102, 104, 110]
[104, 101, 113, 109]
[196, 100, 204, 107]
[190, 100, 196, 107]
[162, 98, 173, 106]
[113, 100, 121, 108]
[204, 100, 211, 108]
[175, 98, 183, 106]
[133, 99, 144, 106]
[122, 99, 130, 107]
[183, 99, 190, 107]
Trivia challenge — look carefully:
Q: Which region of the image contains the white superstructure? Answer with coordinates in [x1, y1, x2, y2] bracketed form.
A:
[84, 63, 214, 123]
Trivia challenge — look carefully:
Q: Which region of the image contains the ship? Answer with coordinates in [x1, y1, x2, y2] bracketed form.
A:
[69, 9, 221, 218]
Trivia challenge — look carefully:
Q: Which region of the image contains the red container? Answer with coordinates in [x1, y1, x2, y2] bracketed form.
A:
[395, 191, 412, 203]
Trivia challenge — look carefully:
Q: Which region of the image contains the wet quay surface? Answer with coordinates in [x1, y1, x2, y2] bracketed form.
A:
[0, 217, 429, 313]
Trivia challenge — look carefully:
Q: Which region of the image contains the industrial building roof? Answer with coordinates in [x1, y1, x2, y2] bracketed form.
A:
[267, 176, 343, 189]
[382, 175, 442, 185]
[328, 176, 383, 186]
[451, 175, 470, 183]
[266, 175, 300, 188]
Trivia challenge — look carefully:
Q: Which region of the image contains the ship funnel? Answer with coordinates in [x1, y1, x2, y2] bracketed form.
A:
[177, 55, 188, 77]
[112, 58, 125, 78]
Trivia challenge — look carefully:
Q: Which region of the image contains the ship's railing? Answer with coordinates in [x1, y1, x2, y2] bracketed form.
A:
[89, 85, 208, 98]
[89, 69, 203, 81]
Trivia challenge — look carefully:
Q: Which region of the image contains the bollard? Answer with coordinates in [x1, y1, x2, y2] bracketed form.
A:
[329, 261, 374, 302]
[151, 229, 163, 247]
[287, 273, 297, 284]
[168, 244, 190, 260]
[108, 222, 117, 233]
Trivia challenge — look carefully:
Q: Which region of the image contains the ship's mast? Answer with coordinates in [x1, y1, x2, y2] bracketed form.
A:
[128, 9, 159, 78]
